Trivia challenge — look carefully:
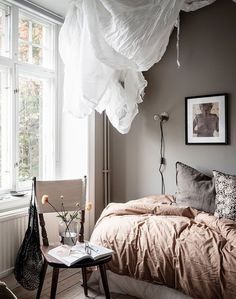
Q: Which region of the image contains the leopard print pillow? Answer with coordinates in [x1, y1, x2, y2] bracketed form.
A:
[213, 170, 236, 221]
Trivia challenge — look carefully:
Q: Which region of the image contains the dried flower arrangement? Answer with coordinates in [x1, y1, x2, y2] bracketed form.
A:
[41, 194, 92, 245]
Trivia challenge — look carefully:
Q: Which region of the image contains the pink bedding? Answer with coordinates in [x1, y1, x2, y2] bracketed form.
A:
[90, 195, 236, 299]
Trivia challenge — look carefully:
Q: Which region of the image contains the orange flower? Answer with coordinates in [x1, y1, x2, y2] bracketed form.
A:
[42, 195, 49, 205]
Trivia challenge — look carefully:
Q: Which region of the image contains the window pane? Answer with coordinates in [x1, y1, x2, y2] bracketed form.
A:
[18, 41, 29, 63]
[18, 13, 53, 68]
[0, 66, 11, 190]
[18, 18, 29, 41]
[32, 22, 42, 45]
[18, 73, 54, 185]
[32, 46, 42, 65]
[18, 75, 41, 182]
[0, 4, 11, 58]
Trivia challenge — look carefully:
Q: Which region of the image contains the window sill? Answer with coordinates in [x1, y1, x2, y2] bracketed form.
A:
[0, 192, 30, 214]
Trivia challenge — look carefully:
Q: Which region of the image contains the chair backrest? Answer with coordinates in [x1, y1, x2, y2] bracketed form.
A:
[34, 176, 87, 246]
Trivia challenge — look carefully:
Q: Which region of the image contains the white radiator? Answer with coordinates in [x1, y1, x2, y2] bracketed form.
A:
[0, 210, 28, 278]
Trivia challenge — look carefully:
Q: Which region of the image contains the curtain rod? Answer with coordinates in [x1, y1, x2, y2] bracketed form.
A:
[8, 0, 64, 24]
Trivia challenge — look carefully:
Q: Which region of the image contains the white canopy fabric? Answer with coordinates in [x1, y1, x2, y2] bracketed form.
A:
[182, 0, 216, 11]
[59, 0, 227, 134]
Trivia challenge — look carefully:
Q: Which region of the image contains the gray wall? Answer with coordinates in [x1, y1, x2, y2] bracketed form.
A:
[110, 0, 236, 202]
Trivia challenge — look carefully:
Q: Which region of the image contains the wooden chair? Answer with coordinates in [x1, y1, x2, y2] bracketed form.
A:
[34, 177, 111, 299]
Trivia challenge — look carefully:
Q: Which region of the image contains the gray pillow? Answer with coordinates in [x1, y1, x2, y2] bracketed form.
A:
[213, 170, 236, 221]
[175, 162, 215, 213]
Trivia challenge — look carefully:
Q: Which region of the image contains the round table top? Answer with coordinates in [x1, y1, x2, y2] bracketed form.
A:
[41, 245, 112, 268]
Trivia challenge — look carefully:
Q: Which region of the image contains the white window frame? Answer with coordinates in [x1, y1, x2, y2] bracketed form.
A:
[15, 66, 56, 190]
[18, 9, 55, 69]
[0, 0, 61, 194]
[0, 2, 11, 58]
[0, 65, 12, 193]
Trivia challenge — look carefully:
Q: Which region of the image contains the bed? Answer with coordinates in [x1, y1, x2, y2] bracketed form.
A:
[89, 162, 236, 299]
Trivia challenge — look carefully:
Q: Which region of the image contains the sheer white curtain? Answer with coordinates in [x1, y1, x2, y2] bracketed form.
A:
[59, 0, 220, 134]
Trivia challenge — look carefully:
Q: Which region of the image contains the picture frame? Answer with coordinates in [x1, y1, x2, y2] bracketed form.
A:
[185, 93, 228, 145]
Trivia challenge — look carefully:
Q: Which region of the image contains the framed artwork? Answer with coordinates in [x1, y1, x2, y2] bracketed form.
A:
[185, 93, 228, 145]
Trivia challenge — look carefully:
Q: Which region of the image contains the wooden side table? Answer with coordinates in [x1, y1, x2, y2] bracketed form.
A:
[37, 246, 112, 299]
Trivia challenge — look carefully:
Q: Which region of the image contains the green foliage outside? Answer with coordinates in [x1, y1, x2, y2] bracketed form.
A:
[18, 77, 41, 182]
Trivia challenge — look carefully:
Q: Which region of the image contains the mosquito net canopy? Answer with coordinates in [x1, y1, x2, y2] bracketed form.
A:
[59, 0, 227, 133]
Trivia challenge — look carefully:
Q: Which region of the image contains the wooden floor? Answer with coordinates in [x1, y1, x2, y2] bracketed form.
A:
[11, 268, 99, 299]
[7, 268, 136, 299]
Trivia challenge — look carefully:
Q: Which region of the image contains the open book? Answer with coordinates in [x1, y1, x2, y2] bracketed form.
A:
[48, 242, 113, 266]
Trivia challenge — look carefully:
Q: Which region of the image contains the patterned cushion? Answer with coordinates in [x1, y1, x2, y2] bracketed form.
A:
[213, 170, 236, 221]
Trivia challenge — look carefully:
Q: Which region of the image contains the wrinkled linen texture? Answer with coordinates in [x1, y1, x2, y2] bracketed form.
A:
[90, 196, 236, 299]
[59, 0, 220, 133]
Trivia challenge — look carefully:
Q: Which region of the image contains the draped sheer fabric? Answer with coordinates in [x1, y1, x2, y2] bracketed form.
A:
[59, 0, 224, 133]
[182, 0, 216, 12]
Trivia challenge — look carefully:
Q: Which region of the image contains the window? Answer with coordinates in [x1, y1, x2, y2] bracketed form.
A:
[0, 1, 59, 193]
[0, 65, 11, 189]
[0, 3, 10, 57]
[17, 72, 54, 189]
[18, 12, 53, 68]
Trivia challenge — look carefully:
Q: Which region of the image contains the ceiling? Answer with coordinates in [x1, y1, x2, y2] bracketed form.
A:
[29, 0, 70, 17]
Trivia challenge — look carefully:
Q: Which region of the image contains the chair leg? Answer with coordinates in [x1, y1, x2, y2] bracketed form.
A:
[99, 264, 110, 299]
[81, 267, 88, 297]
[36, 259, 48, 299]
[50, 267, 59, 299]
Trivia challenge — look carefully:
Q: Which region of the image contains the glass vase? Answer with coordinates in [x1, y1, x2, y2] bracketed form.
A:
[58, 220, 79, 246]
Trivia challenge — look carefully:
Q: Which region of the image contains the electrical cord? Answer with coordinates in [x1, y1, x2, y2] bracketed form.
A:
[159, 119, 165, 194]
[154, 112, 169, 194]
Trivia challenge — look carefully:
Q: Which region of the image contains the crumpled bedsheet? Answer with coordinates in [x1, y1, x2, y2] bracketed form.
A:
[90, 195, 236, 299]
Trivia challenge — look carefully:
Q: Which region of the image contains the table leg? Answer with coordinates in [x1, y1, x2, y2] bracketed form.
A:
[50, 267, 59, 299]
[82, 267, 88, 297]
[36, 260, 48, 299]
[99, 264, 110, 299]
